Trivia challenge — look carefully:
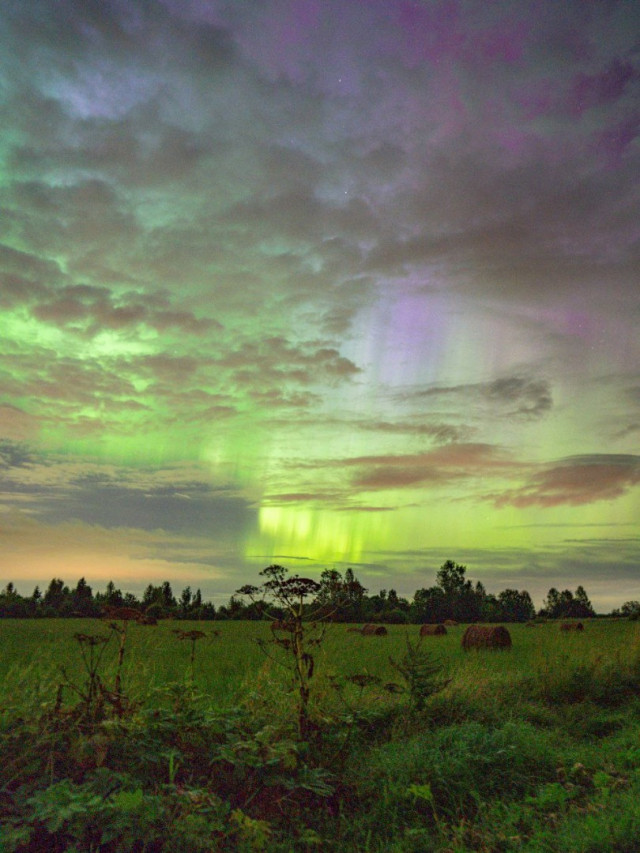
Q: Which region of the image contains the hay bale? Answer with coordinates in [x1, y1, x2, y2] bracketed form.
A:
[102, 606, 142, 621]
[419, 623, 447, 636]
[271, 619, 295, 632]
[444, 619, 457, 626]
[462, 624, 512, 651]
[361, 623, 388, 636]
[559, 622, 584, 631]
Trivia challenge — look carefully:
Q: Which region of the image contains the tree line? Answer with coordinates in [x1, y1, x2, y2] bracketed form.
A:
[0, 560, 624, 622]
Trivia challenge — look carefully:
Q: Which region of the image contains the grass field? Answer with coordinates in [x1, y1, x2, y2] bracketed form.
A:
[2, 617, 640, 851]
[1, 617, 638, 714]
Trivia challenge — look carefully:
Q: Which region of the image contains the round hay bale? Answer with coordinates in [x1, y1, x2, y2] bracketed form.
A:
[102, 606, 142, 622]
[444, 619, 457, 626]
[271, 619, 295, 632]
[559, 622, 584, 631]
[361, 623, 388, 636]
[462, 624, 512, 651]
[419, 623, 447, 636]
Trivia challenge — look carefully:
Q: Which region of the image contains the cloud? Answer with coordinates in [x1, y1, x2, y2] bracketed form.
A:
[0, 0, 638, 607]
[0, 455, 257, 536]
[0, 408, 41, 442]
[409, 375, 553, 420]
[484, 376, 553, 418]
[0, 440, 37, 468]
[30, 280, 221, 338]
[217, 336, 361, 388]
[359, 419, 468, 442]
[493, 454, 640, 508]
[349, 443, 515, 491]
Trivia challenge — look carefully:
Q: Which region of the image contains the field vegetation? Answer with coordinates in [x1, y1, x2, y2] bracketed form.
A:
[2, 587, 640, 851]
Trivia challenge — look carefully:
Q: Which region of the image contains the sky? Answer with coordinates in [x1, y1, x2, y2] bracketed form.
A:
[1, 0, 639, 612]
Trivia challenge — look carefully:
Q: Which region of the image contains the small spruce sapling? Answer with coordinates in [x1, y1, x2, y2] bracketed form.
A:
[389, 634, 451, 711]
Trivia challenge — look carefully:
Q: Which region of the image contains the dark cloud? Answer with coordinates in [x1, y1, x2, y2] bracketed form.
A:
[485, 377, 553, 419]
[29, 281, 220, 338]
[217, 336, 360, 387]
[0, 455, 257, 537]
[55, 484, 256, 536]
[359, 420, 467, 443]
[493, 454, 640, 508]
[0, 440, 36, 469]
[409, 375, 553, 420]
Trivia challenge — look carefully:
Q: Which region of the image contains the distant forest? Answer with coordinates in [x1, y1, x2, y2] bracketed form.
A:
[2, 560, 637, 622]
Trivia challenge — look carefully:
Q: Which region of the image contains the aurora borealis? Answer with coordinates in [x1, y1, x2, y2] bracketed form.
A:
[1, 1, 639, 610]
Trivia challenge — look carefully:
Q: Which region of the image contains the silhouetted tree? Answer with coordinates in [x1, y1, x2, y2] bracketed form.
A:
[43, 578, 71, 616]
[70, 577, 98, 617]
[0, 583, 27, 618]
[497, 588, 535, 622]
[541, 586, 594, 619]
[179, 586, 192, 618]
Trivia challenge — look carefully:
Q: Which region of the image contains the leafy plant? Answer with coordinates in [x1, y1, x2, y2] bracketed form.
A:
[389, 634, 451, 711]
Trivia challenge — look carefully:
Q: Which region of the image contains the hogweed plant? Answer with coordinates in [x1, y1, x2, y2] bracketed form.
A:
[238, 564, 335, 740]
[56, 616, 140, 724]
[172, 628, 214, 686]
[59, 632, 111, 722]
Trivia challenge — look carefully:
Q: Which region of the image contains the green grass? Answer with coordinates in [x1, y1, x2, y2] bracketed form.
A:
[1, 617, 639, 720]
[2, 617, 640, 851]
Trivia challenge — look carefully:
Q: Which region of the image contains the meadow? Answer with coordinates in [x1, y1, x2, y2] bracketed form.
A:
[2, 617, 640, 851]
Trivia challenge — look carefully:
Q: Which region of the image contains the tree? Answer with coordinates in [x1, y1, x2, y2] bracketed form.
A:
[433, 561, 482, 622]
[161, 581, 176, 611]
[102, 581, 124, 608]
[541, 588, 560, 617]
[43, 578, 71, 615]
[497, 589, 535, 622]
[621, 601, 640, 619]
[315, 568, 367, 621]
[343, 568, 367, 617]
[142, 583, 177, 615]
[71, 577, 97, 617]
[410, 587, 448, 624]
[29, 586, 42, 617]
[436, 560, 468, 597]
[573, 586, 595, 618]
[199, 600, 216, 620]
[0, 583, 27, 618]
[480, 593, 502, 622]
[142, 584, 159, 608]
[542, 586, 595, 619]
[179, 586, 193, 617]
